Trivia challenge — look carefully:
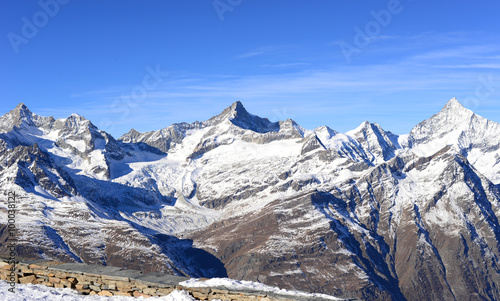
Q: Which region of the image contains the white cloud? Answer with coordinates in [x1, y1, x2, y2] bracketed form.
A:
[234, 46, 279, 59]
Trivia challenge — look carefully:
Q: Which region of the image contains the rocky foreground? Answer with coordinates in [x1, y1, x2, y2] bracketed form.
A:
[0, 257, 348, 300]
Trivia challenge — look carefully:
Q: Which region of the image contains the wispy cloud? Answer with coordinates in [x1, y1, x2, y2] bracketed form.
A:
[69, 88, 127, 98]
[329, 34, 397, 46]
[340, 31, 500, 64]
[235, 50, 267, 59]
[408, 45, 500, 62]
[234, 46, 278, 59]
[261, 62, 310, 68]
[434, 64, 500, 69]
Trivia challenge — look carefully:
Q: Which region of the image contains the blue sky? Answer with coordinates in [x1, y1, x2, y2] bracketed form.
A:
[1, 0, 500, 137]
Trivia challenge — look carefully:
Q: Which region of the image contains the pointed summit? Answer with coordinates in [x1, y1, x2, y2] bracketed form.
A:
[0, 103, 56, 134]
[226, 100, 252, 121]
[441, 97, 469, 114]
[408, 97, 477, 146]
[412, 97, 474, 131]
[446, 97, 460, 106]
[346, 121, 399, 162]
[347, 121, 394, 139]
[0, 103, 36, 130]
[230, 100, 246, 112]
[15, 102, 30, 111]
[209, 101, 280, 133]
[347, 121, 371, 136]
[119, 128, 144, 143]
[435, 97, 473, 122]
[209, 101, 248, 122]
[13, 102, 34, 120]
[314, 125, 338, 139]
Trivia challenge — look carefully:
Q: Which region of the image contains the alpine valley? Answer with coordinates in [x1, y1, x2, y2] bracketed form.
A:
[1, 98, 500, 300]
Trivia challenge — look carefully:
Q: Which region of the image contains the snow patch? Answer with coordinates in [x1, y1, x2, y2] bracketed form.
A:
[180, 278, 343, 300]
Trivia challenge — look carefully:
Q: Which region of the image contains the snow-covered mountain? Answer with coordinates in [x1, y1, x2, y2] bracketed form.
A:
[1, 98, 500, 300]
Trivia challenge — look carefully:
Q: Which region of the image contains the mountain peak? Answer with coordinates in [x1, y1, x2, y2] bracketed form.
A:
[15, 102, 29, 111]
[447, 96, 459, 105]
[408, 97, 476, 146]
[442, 97, 468, 113]
[9, 102, 34, 125]
[436, 97, 473, 121]
[227, 100, 251, 120]
[314, 125, 338, 138]
[68, 113, 83, 118]
[0, 103, 52, 134]
[13, 102, 33, 117]
[346, 120, 393, 141]
[212, 101, 248, 122]
[209, 101, 280, 133]
[347, 121, 372, 136]
[230, 100, 245, 111]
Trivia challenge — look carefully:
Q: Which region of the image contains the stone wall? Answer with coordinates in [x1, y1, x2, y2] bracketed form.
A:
[0, 257, 348, 300]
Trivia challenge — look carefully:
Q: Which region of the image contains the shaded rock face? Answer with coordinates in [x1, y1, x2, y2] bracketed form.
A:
[348, 122, 399, 162]
[301, 134, 326, 155]
[1, 99, 500, 300]
[0, 143, 78, 198]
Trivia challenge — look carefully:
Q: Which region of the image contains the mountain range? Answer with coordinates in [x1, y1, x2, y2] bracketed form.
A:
[1, 98, 500, 300]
